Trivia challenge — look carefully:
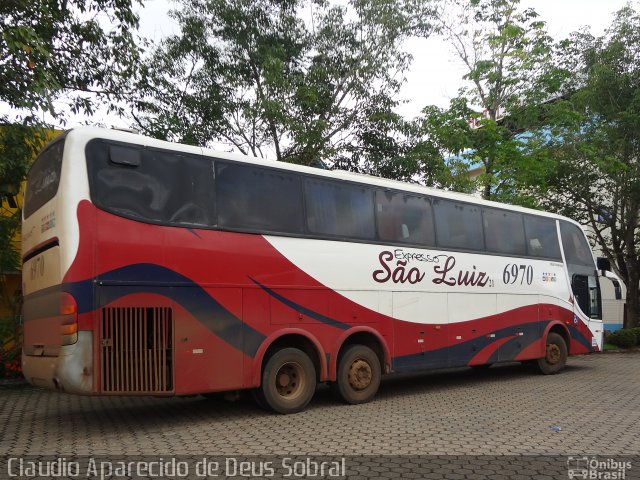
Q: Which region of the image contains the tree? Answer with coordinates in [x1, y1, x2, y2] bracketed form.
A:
[132, 0, 435, 170]
[0, 0, 143, 309]
[523, 6, 640, 328]
[428, 0, 553, 199]
[1, 0, 143, 118]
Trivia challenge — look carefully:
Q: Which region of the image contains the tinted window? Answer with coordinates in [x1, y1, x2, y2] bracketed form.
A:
[216, 162, 303, 233]
[483, 208, 526, 255]
[24, 140, 65, 219]
[433, 199, 484, 251]
[376, 190, 435, 246]
[523, 216, 561, 259]
[560, 222, 594, 267]
[305, 179, 375, 239]
[87, 140, 216, 226]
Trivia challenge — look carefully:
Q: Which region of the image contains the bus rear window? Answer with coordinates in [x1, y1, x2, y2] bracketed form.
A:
[24, 140, 65, 219]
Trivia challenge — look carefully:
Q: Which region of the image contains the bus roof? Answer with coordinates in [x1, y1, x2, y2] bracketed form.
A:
[66, 126, 570, 225]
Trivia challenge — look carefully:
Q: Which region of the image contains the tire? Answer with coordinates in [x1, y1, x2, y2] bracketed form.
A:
[250, 388, 270, 411]
[471, 364, 492, 370]
[332, 345, 381, 404]
[536, 332, 568, 375]
[260, 348, 316, 414]
[201, 392, 223, 400]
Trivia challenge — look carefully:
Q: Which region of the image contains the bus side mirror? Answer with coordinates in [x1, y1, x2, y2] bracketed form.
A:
[596, 257, 611, 272]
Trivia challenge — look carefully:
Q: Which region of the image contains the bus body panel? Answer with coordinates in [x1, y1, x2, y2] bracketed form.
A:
[21, 127, 606, 399]
[21, 331, 94, 394]
[64, 202, 597, 394]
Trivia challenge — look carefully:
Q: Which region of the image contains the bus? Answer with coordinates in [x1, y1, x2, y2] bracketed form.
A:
[21, 127, 607, 414]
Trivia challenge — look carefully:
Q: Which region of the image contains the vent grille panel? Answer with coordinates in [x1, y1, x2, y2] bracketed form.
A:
[101, 307, 173, 393]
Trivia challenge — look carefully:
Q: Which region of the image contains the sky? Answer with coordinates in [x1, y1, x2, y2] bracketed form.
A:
[1, 0, 632, 129]
[398, 0, 630, 118]
[134, 0, 633, 124]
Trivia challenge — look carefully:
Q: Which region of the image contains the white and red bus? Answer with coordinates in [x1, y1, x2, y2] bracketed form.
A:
[22, 127, 605, 414]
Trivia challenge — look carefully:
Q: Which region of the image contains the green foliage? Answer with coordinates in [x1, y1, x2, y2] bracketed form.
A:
[0, 124, 50, 274]
[132, 0, 438, 180]
[401, 98, 475, 191]
[1, 0, 143, 118]
[603, 343, 619, 352]
[0, 317, 21, 379]
[1, 0, 143, 288]
[523, 6, 640, 328]
[422, 0, 554, 199]
[0, 213, 20, 274]
[607, 329, 637, 349]
[417, 2, 638, 327]
[629, 327, 640, 346]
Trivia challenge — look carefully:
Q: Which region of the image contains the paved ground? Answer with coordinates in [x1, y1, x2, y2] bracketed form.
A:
[1, 352, 639, 478]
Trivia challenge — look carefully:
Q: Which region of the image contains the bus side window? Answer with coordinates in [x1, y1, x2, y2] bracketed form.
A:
[523, 216, 561, 259]
[483, 208, 526, 255]
[88, 141, 216, 227]
[24, 140, 65, 219]
[154, 151, 215, 226]
[216, 162, 304, 234]
[433, 199, 484, 251]
[305, 179, 375, 240]
[94, 144, 170, 222]
[375, 190, 435, 246]
[560, 222, 594, 267]
[613, 280, 622, 301]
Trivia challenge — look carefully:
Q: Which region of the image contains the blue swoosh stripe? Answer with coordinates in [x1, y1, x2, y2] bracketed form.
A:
[248, 277, 350, 331]
[568, 324, 595, 351]
[66, 264, 265, 357]
[394, 321, 546, 370]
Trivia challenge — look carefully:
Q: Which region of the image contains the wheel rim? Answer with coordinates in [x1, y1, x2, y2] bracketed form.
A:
[275, 362, 305, 400]
[546, 343, 561, 365]
[348, 359, 372, 391]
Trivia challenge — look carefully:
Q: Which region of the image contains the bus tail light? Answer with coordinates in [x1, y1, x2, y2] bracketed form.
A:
[60, 293, 78, 345]
[60, 293, 77, 315]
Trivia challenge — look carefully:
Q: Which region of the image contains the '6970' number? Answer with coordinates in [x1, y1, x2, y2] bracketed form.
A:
[503, 264, 533, 285]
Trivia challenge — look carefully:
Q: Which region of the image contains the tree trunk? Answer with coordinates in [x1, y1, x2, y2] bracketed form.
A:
[623, 270, 639, 329]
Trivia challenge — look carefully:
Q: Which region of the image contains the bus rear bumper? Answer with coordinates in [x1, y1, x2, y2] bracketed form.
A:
[22, 331, 94, 394]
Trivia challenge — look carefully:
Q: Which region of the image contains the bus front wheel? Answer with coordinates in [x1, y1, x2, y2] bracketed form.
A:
[536, 333, 568, 375]
[332, 345, 381, 404]
[261, 348, 316, 414]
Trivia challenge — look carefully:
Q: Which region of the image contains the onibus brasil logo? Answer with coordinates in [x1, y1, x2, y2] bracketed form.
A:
[567, 457, 632, 479]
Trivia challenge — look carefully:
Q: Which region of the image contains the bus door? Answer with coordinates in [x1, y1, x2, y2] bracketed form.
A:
[559, 222, 603, 349]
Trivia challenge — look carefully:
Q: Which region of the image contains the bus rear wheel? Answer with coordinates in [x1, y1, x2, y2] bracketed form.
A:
[536, 333, 568, 375]
[261, 348, 316, 414]
[332, 345, 381, 404]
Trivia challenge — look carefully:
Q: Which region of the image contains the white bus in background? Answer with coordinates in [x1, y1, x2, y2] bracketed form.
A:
[599, 268, 626, 331]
